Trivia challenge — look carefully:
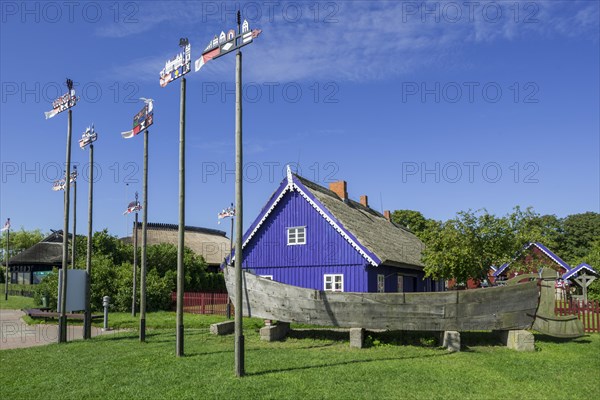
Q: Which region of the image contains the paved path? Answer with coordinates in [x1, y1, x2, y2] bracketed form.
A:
[0, 309, 120, 350]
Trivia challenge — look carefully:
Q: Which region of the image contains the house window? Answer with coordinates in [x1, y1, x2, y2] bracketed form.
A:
[287, 226, 306, 245]
[324, 274, 343, 292]
[397, 274, 404, 293]
[377, 274, 385, 293]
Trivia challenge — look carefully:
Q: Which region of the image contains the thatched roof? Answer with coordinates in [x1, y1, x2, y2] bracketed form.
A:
[295, 175, 424, 268]
[123, 223, 230, 266]
[7, 230, 65, 266]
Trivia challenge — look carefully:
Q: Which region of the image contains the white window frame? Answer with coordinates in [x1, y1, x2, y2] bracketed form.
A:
[397, 274, 404, 293]
[287, 226, 306, 245]
[377, 274, 385, 293]
[324, 274, 344, 292]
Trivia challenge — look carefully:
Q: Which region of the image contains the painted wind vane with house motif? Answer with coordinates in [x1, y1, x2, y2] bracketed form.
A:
[121, 99, 154, 139]
[218, 205, 235, 224]
[159, 39, 191, 87]
[79, 124, 98, 149]
[52, 170, 78, 191]
[195, 19, 261, 72]
[44, 79, 78, 119]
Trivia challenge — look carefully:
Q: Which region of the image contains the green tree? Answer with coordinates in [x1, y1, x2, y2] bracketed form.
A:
[423, 209, 513, 283]
[0, 228, 45, 256]
[560, 212, 600, 263]
[391, 210, 440, 242]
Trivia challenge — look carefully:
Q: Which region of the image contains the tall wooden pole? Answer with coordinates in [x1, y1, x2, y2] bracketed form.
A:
[176, 77, 186, 357]
[234, 10, 245, 377]
[84, 144, 94, 339]
[71, 167, 77, 269]
[59, 108, 73, 343]
[4, 224, 9, 300]
[139, 129, 149, 342]
[132, 196, 138, 317]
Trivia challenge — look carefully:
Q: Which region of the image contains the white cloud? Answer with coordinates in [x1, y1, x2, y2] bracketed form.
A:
[102, 1, 599, 83]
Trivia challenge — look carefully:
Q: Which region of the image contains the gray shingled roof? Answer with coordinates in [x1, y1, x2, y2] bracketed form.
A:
[296, 175, 424, 268]
[124, 223, 230, 266]
[7, 230, 64, 266]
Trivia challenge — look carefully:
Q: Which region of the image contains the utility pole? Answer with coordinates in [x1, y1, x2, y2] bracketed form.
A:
[3, 219, 10, 300]
[81, 124, 97, 340]
[59, 105, 73, 343]
[121, 98, 153, 342]
[195, 10, 261, 377]
[132, 192, 139, 317]
[71, 166, 77, 269]
[140, 129, 149, 342]
[159, 37, 190, 356]
[234, 10, 245, 377]
[176, 74, 187, 357]
[45, 78, 79, 343]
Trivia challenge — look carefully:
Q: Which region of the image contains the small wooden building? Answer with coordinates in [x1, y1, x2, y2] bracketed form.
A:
[233, 168, 442, 293]
[492, 242, 571, 283]
[6, 230, 65, 284]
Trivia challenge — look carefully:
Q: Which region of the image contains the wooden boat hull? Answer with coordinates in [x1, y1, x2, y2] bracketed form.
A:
[224, 267, 539, 331]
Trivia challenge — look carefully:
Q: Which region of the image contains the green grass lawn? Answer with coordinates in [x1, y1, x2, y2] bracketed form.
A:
[0, 294, 35, 310]
[1, 315, 599, 400]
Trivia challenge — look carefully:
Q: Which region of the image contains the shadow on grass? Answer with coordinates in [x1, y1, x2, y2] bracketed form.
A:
[247, 351, 453, 377]
[288, 329, 349, 342]
[533, 333, 592, 344]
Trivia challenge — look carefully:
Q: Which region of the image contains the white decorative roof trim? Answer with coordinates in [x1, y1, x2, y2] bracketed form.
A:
[533, 243, 568, 269]
[291, 183, 378, 267]
[242, 183, 292, 250]
[240, 180, 378, 267]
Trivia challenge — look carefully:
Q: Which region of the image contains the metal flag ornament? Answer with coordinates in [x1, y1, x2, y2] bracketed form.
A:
[79, 124, 98, 149]
[52, 170, 77, 191]
[218, 205, 235, 224]
[45, 79, 78, 119]
[160, 38, 191, 87]
[1, 218, 10, 232]
[123, 199, 142, 215]
[195, 20, 261, 72]
[121, 99, 154, 139]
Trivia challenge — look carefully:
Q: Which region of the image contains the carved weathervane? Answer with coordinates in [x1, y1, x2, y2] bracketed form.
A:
[195, 19, 261, 72]
[159, 38, 191, 87]
[121, 98, 154, 139]
[52, 169, 77, 191]
[45, 78, 79, 119]
[79, 124, 98, 149]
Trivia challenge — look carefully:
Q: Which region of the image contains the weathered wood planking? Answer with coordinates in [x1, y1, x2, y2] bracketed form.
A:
[226, 267, 539, 331]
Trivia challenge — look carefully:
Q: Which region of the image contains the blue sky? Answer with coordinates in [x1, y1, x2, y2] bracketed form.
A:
[1, 0, 598, 238]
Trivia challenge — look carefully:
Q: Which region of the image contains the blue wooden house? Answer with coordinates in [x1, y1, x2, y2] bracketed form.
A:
[234, 168, 442, 293]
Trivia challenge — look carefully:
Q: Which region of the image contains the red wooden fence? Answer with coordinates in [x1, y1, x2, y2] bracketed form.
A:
[171, 292, 230, 316]
[555, 299, 600, 333]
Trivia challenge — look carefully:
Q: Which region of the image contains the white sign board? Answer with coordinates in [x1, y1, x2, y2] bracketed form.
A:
[57, 269, 87, 312]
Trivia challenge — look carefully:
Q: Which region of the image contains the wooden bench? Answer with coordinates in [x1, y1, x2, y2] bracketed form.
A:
[24, 308, 103, 321]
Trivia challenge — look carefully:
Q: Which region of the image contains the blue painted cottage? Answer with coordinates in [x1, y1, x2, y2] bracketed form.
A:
[234, 168, 442, 293]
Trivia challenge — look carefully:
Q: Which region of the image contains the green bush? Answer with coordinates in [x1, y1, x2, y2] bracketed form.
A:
[33, 270, 58, 309]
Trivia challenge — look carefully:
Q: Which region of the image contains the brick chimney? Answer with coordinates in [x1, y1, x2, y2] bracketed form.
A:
[384, 210, 391, 222]
[360, 195, 369, 207]
[329, 181, 347, 201]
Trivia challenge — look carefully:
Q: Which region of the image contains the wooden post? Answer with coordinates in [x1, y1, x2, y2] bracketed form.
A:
[58, 108, 73, 343]
[84, 144, 94, 339]
[71, 167, 77, 269]
[234, 12, 245, 376]
[132, 207, 138, 317]
[3, 224, 9, 300]
[139, 129, 149, 342]
[176, 77, 186, 357]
